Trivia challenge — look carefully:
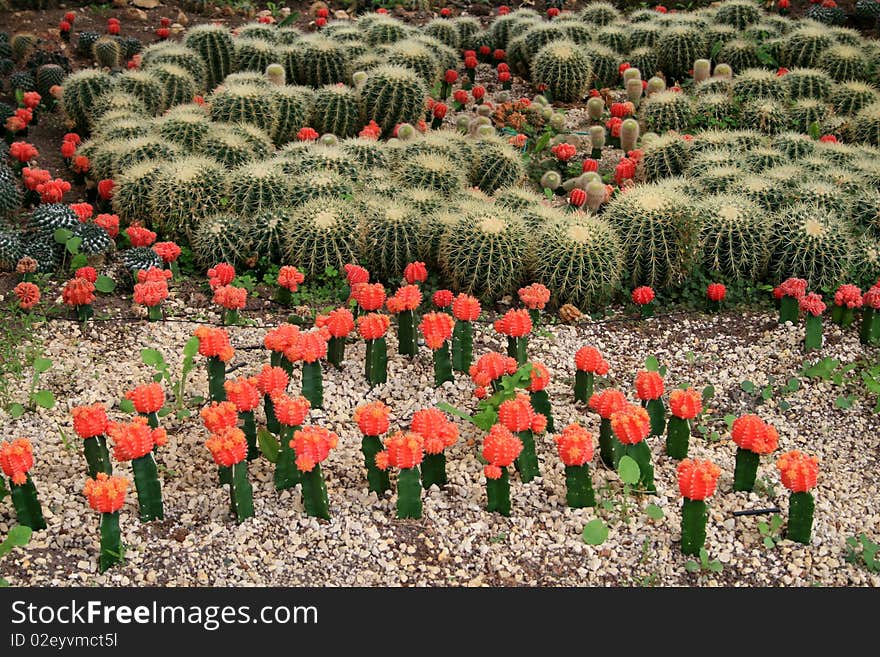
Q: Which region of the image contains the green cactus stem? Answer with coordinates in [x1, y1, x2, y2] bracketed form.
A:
[99, 511, 122, 572]
[144, 411, 159, 430]
[804, 314, 823, 352]
[680, 498, 707, 556]
[397, 310, 417, 357]
[528, 308, 540, 327]
[786, 491, 814, 544]
[396, 466, 422, 519]
[733, 447, 760, 492]
[421, 452, 447, 488]
[707, 298, 722, 313]
[565, 463, 596, 508]
[131, 453, 163, 522]
[229, 461, 254, 523]
[598, 418, 615, 469]
[240, 410, 258, 461]
[646, 398, 666, 436]
[218, 465, 231, 487]
[432, 342, 453, 387]
[76, 303, 93, 323]
[364, 337, 388, 386]
[574, 370, 594, 403]
[206, 357, 226, 403]
[264, 394, 280, 435]
[860, 308, 879, 346]
[639, 302, 655, 318]
[299, 463, 330, 520]
[275, 287, 292, 306]
[274, 426, 300, 490]
[361, 435, 391, 494]
[327, 336, 345, 368]
[830, 304, 854, 328]
[620, 441, 655, 492]
[507, 336, 528, 365]
[486, 467, 511, 515]
[301, 361, 323, 409]
[779, 296, 799, 324]
[452, 320, 473, 372]
[530, 390, 554, 433]
[10, 475, 46, 530]
[665, 416, 690, 460]
[222, 308, 239, 326]
[515, 430, 540, 483]
[147, 305, 163, 321]
[83, 435, 112, 478]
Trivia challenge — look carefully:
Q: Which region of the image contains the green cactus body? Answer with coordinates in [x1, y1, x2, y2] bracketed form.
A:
[229, 461, 254, 523]
[270, 85, 315, 144]
[819, 46, 869, 83]
[574, 370, 595, 405]
[228, 161, 290, 216]
[205, 356, 226, 403]
[423, 19, 460, 50]
[782, 27, 833, 68]
[151, 157, 227, 239]
[421, 452, 447, 489]
[233, 37, 274, 73]
[396, 466, 422, 519]
[860, 308, 879, 346]
[237, 410, 258, 461]
[786, 491, 814, 544]
[365, 337, 388, 386]
[310, 84, 361, 138]
[699, 194, 771, 282]
[299, 463, 330, 520]
[657, 26, 707, 83]
[301, 361, 323, 410]
[530, 390, 554, 433]
[98, 511, 121, 572]
[360, 199, 427, 283]
[274, 426, 301, 490]
[10, 475, 46, 530]
[283, 197, 361, 279]
[732, 69, 787, 101]
[680, 498, 707, 556]
[386, 39, 440, 86]
[28, 203, 78, 235]
[120, 247, 162, 275]
[515, 430, 540, 483]
[850, 102, 880, 146]
[397, 153, 465, 193]
[431, 342, 453, 386]
[185, 24, 234, 89]
[507, 336, 527, 366]
[804, 314, 823, 352]
[621, 441, 655, 492]
[361, 435, 391, 494]
[295, 37, 351, 87]
[93, 36, 122, 69]
[639, 134, 691, 181]
[155, 111, 211, 151]
[646, 398, 666, 437]
[452, 320, 473, 373]
[485, 467, 511, 516]
[470, 138, 525, 194]
[531, 40, 592, 103]
[565, 463, 596, 508]
[35, 63, 65, 99]
[209, 84, 278, 135]
[61, 69, 115, 131]
[131, 453, 163, 522]
[365, 17, 412, 47]
[714, 0, 761, 29]
[779, 296, 800, 324]
[359, 65, 426, 138]
[141, 43, 209, 91]
[830, 81, 880, 117]
[718, 39, 759, 72]
[148, 63, 198, 108]
[665, 416, 690, 460]
[733, 446, 760, 492]
[641, 90, 695, 133]
[116, 70, 165, 115]
[582, 43, 618, 89]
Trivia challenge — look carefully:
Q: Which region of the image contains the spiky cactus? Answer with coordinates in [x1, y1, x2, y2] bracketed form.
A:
[61, 69, 115, 130]
[494, 186, 546, 213]
[365, 16, 412, 46]
[112, 160, 164, 225]
[20, 235, 61, 272]
[731, 68, 787, 101]
[10, 33, 36, 62]
[209, 83, 278, 135]
[189, 212, 252, 268]
[28, 203, 78, 235]
[698, 194, 771, 281]
[830, 81, 880, 116]
[782, 27, 834, 68]
[639, 133, 692, 181]
[282, 197, 361, 278]
[657, 26, 707, 83]
[77, 31, 100, 59]
[0, 231, 22, 271]
[772, 131, 816, 159]
[581, 43, 618, 89]
[359, 65, 426, 138]
[92, 91, 148, 122]
[154, 110, 212, 151]
[805, 3, 847, 26]
[340, 137, 391, 170]
[742, 99, 789, 135]
[35, 63, 65, 99]
[789, 98, 831, 133]
[717, 39, 759, 72]
[310, 84, 362, 139]
[641, 90, 695, 133]
[850, 102, 880, 146]
[227, 161, 290, 216]
[596, 26, 629, 54]
[147, 63, 198, 108]
[278, 145, 361, 179]
[149, 157, 228, 237]
[233, 37, 274, 74]
[629, 22, 663, 49]
[396, 153, 465, 194]
[269, 85, 315, 145]
[92, 36, 122, 69]
[385, 39, 440, 86]
[533, 215, 624, 309]
[743, 147, 786, 172]
[288, 170, 353, 207]
[439, 202, 530, 301]
[531, 40, 592, 103]
[422, 19, 460, 50]
[111, 136, 181, 175]
[694, 93, 737, 127]
[695, 165, 743, 193]
[785, 68, 832, 101]
[770, 203, 856, 289]
[628, 47, 658, 78]
[603, 183, 700, 288]
[199, 128, 257, 168]
[713, 0, 762, 30]
[141, 43, 208, 91]
[732, 175, 790, 212]
[185, 24, 234, 90]
[360, 198, 429, 282]
[72, 222, 114, 257]
[469, 137, 525, 194]
[294, 36, 350, 87]
[580, 2, 621, 25]
[818, 45, 870, 83]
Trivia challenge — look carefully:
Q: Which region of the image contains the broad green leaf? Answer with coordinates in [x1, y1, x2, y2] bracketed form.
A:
[645, 503, 664, 520]
[66, 237, 82, 255]
[778, 400, 791, 411]
[183, 336, 200, 358]
[7, 525, 31, 547]
[33, 390, 55, 409]
[54, 228, 72, 244]
[152, 373, 164, 383]
[758, 521, 768, 534]
[708, 561, 723, 573]
[617, 455, 640, 485]
[95, 275, 116, 293]
[258, 429, 280, 463]
[141, 348, 163, 366]
[175, 409, 191, 420]
[157, 406, 172, 418]
[685, 560, 700, 573]
[786, 377, 801, 392]
[70, 253, 88, 270]
[834, 396, 853, 409]
[119, 398, 135, 413]
[740, 380, 756, 393]
[808, 121, 821, 140]
[33, 357, 52, 373]
[581, 519, 609, 546]
[645, 355, 659, 372]
[8, 403, 24, 419]
[761, 385, 773, 401]
[702, 385, 715, 401]
[764, 537, 775, 549]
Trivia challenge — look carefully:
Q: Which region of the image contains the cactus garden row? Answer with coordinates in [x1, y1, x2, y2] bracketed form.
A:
[0, 2, 878, 587]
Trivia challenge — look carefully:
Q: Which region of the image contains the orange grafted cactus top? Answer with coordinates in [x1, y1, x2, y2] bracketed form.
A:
[375, 431, 424, 470]
[677, 459, 721, 501]
[518, 283, 551, 310]
[200, 401, 239, 433]
[224, 377, 261, 412]
[731, 415, 779, 455]
[527, 361, 550, 392]
[83, 473, 129, 513]
[264, 324, 300, 353]
[555, 423, 594, 467]
[213, 285, 247, 310]
[255, 365, 289, 396]
[410, 408, 458, 454]
[610, 404, 651, 445]
[125, 382, 165, 414]
[355, 282, 386, 311]
[72, 403, 109, 439]
[635, 371, 664, 401]
[776, 450, 819, 493]
[291, 425, 338, 472]
[482, 424, 523, 478]
[494, 308, 532, 338]
[277, 266, 305, 292]
[588, 389, 628, 419]
[315, 308, 354, 339]
[206, 426, 248, 467]
[287, 329, 328, 363]
[419, 312, 455, 350]
[575, 346, 609, 374]
[109, 417, 166, 462]
[357, 313, 391, 340]
[669, 387, 702, 419]
[387, 285, 422, 313]
[497, 393, 546, 433]
[452, 293, 481, 321]
[194, 326, 234, 362]
[0, 438, 34, 485]
[354, 401, 391, 436]
[62, 277, 96, 306]
[469, 352, 518, 387]
[271, 393, 311, 428]
[404, 261, 427, 284]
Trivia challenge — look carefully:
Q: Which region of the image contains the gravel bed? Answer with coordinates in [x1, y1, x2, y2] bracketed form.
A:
[1, 304, 878, 587]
